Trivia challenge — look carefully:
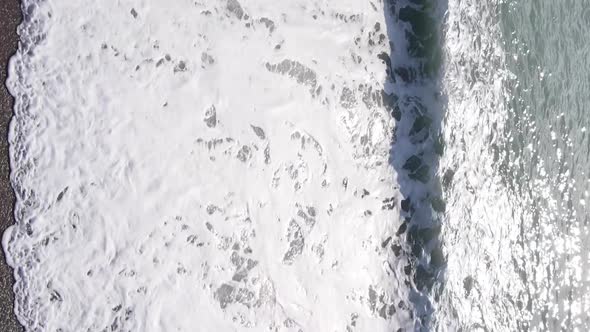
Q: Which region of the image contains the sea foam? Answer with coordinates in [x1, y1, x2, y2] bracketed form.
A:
[3, 0, 414, 330]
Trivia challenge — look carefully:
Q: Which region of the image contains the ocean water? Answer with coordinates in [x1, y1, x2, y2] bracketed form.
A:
[3, 0, 590, 331]
[432, 0, 590, 330]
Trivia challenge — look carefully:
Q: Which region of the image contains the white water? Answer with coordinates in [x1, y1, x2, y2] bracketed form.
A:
[434, 1, 520, 329]
[9, 0, 582, 331]
[3, 0, 416, 331]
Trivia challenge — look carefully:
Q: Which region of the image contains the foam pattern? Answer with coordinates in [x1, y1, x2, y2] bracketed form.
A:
[3, 0, 414, 331]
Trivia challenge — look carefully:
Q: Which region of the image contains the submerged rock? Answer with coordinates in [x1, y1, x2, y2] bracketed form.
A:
[403, 155, 422, 172]
[409, 115, 432, 136]
[409, 165, 430, 183]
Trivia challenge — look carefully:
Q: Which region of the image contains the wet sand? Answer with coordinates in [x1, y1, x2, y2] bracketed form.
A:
[1, 0, 24, 330]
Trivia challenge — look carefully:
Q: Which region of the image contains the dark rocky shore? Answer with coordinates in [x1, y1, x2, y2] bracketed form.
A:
[1, 0, 24, 330]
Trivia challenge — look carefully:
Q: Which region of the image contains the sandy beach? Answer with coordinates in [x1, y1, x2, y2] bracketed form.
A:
[0, 0, 23, 330]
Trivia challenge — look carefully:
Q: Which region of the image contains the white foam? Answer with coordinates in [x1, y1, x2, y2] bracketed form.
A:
[4, 0, 411, 330]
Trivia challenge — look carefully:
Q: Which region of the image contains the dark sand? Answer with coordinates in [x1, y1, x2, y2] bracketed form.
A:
[1, 0, 24, 330]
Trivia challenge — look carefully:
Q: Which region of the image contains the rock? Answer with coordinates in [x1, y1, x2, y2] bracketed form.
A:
[394, 66, 415, 83]
[377, 52, 392, 73]
[430, 247, 444, 268]
[403, 264, 412, 276]
[431, 196, 445, 213]
[409, 115, 432, 136]
[409, 165, 430, 183]
[403, 155, 422, 172]
[414, 264, 434, 291]
[381, 236, 392, 248]
[417, 225, 441, 244]
[396, 220, 408, 236]
[381, 91, 401, 121]
[400, 197, 411, 212]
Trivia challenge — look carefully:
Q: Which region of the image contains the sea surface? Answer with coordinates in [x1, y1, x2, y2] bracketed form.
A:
[3, 0, 590, 331]
[427, 0, 590, 330]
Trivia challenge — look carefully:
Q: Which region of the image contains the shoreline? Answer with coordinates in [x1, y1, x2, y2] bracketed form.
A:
[0, 0, 24, 331]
